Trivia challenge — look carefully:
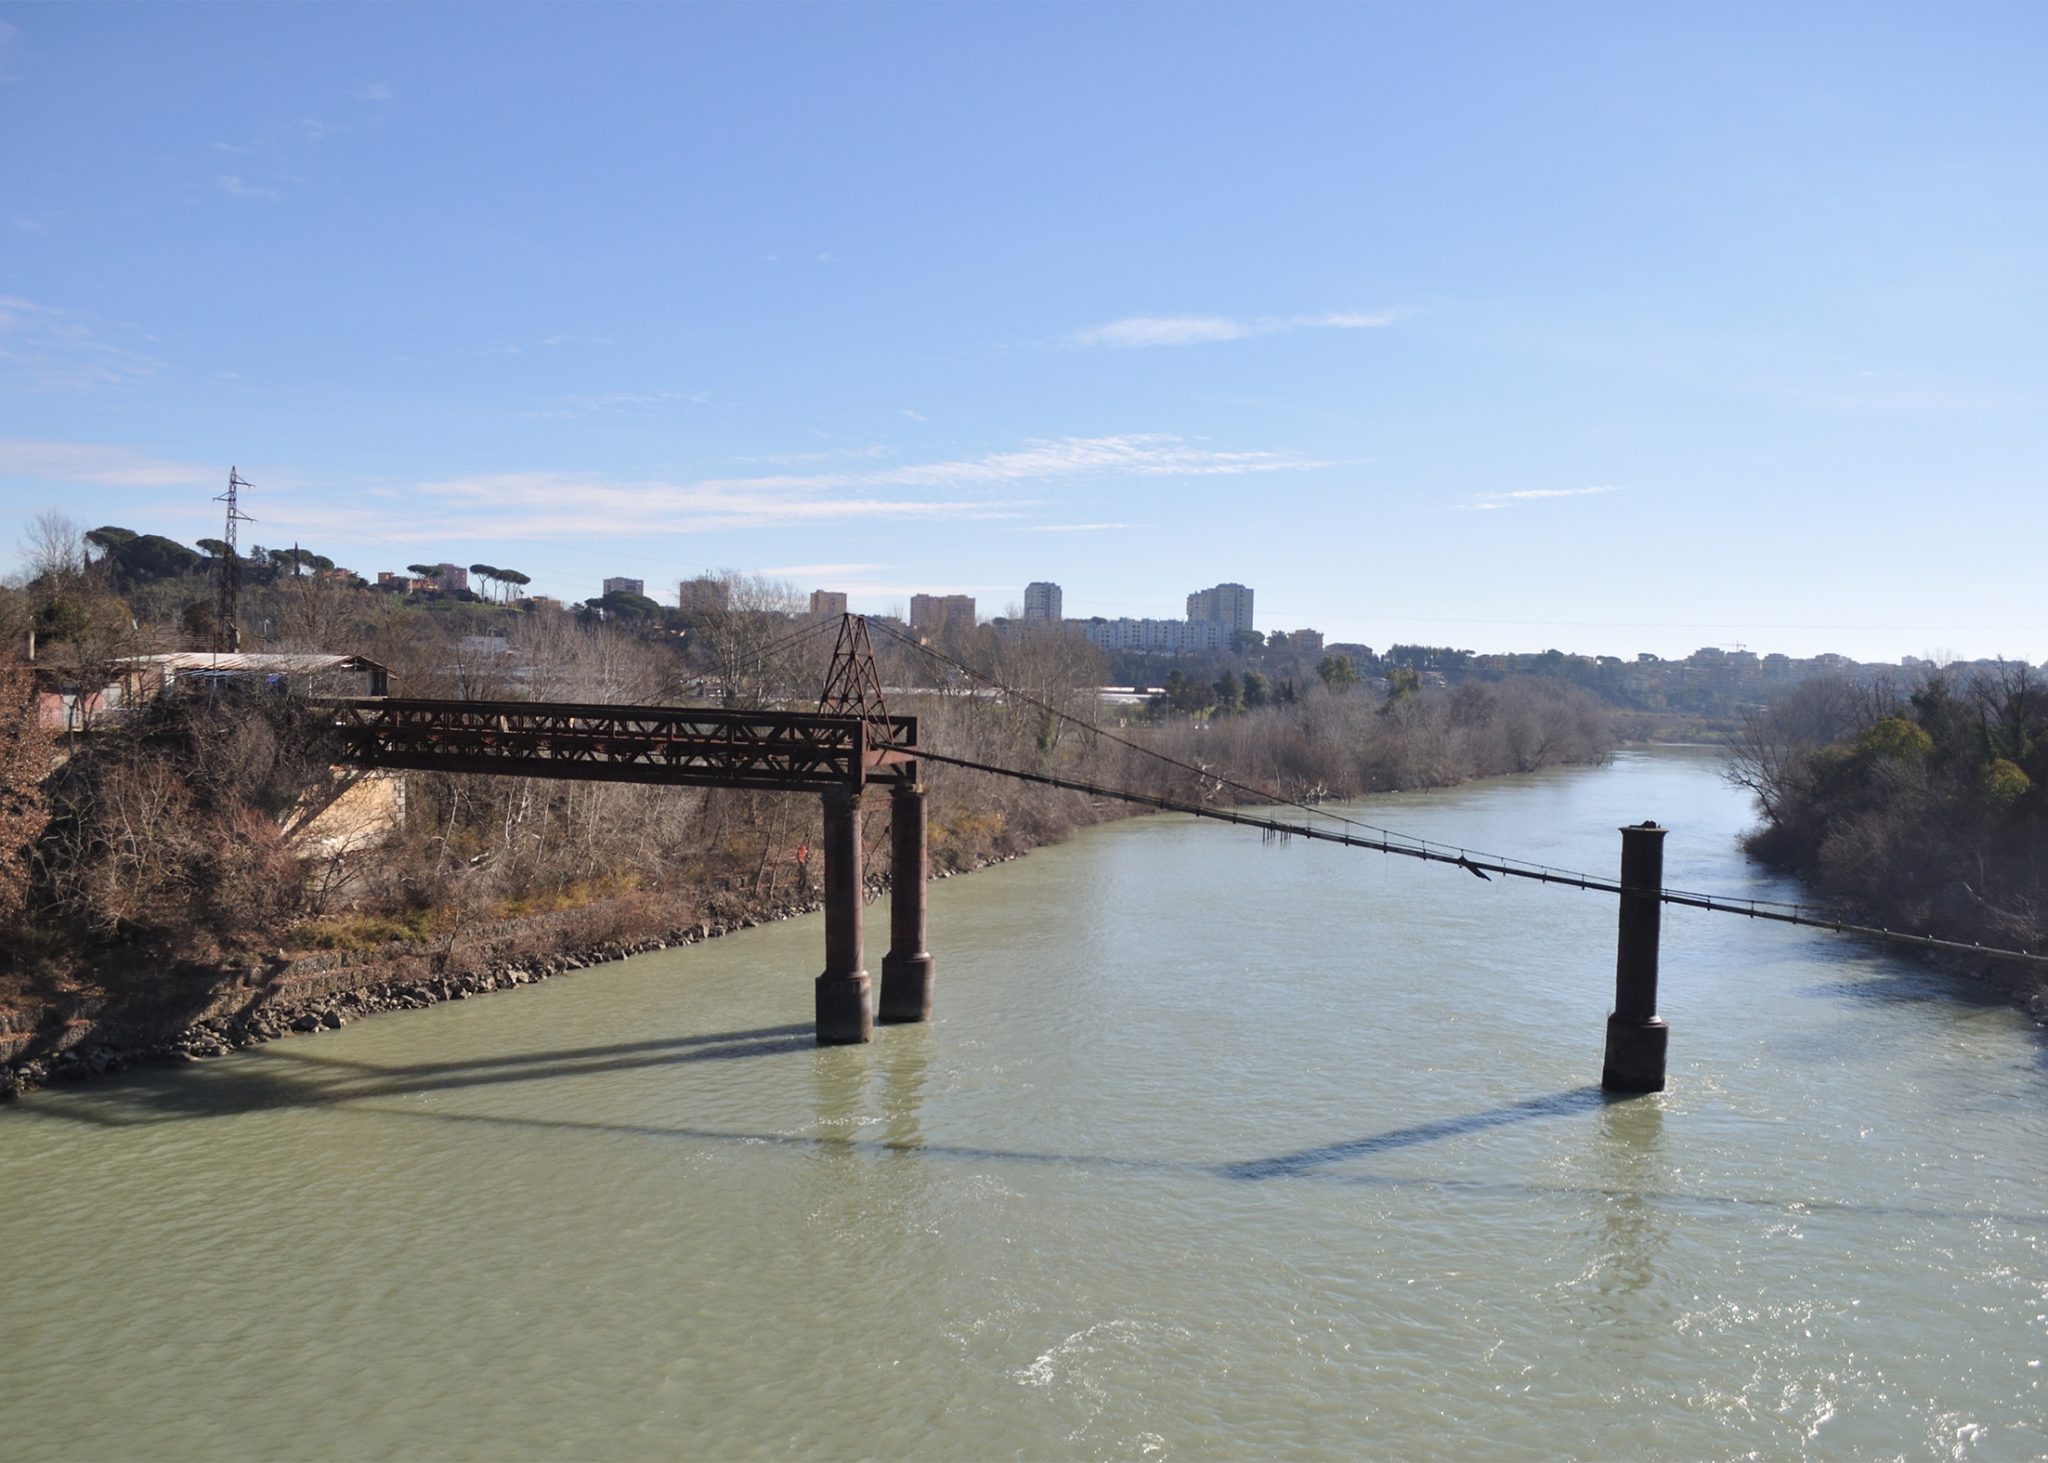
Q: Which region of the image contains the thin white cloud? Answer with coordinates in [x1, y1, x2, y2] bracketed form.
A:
[1010, 522, 1142, 533]
[1456, 485, 1630, 512]
[269, 481, 1029, 540]
[1073, 310, 1398, 349]
[682, 434, 1322, 496]
[264, 434, 1319, 541]
[211, 140, 256, 156]
[217, 175, 283, 202]
[527, 388, 711, 420]
[0, 438, 214, 489]
[0, 296, 162, 389]
[1078, 316, 1253, 348]
[901, 408, 928, 422]
[357, 81, 392, 102]
[757, 563, 892, 580]
[735, 444, 891, 466]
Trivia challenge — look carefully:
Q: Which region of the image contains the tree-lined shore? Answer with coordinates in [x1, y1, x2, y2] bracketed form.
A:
[1728, 666, 2048, 1011]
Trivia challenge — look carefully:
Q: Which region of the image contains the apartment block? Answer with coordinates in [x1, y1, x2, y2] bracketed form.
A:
[909, 593, 976, 634]
[678, 577, 730, 613]
[1023, 581, 1063, 623]
[809, 590, 849, 617]
[1075, 617, 1230, 654]
[1186, 582, 1254, 634]
[603, 576, 645, 598]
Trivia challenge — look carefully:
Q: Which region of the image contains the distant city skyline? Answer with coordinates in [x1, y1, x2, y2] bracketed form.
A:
[3, 5, 2044, 665]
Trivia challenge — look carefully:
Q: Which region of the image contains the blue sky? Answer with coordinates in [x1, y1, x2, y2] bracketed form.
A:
[3, 3, 2044, 661]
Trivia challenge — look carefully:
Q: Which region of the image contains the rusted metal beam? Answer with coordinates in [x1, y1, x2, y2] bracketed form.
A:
[319, 697, 917, 792]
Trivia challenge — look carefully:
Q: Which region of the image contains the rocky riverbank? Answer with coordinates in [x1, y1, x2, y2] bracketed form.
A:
[0, 854, 1023, 1101]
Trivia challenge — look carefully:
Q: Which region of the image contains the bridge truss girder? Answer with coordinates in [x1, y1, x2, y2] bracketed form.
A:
[322, 697, 918, 793]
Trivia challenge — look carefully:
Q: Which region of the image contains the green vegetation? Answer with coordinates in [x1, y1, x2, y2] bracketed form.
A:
[1729, 667, 2048, 957]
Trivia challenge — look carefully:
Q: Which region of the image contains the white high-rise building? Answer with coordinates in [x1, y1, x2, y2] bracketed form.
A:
[1186, 582, 1254, 635]
[1023, 581, 1063, 622]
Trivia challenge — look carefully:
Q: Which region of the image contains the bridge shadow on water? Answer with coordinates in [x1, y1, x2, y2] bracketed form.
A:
[16, 1022, 817, 1127]
[1216, 1087, 1610, 1180]
[17, 1035, 2043, 1226]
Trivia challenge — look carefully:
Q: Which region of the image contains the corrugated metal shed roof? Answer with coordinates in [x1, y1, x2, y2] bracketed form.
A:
[118, 653, 389, 675]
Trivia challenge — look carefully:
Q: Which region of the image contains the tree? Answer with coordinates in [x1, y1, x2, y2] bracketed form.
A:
[586, 590, 661, 622]
[1316, 654, 1359, 694]
[105, 534, 203, 586]
[195, 538, 231, 559]
[0, 656, 54, 933]
[407, 564, 438, 579]
[21, 511, 86, 582]
[1241, 670, 1270, 709]
[678, 571, 807, 708]
[84, 525, 138, 556]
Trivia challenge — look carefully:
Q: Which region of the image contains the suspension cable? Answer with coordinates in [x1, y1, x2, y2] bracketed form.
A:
[870, 619, 1809, 912]
[916, 746, 2048, 968]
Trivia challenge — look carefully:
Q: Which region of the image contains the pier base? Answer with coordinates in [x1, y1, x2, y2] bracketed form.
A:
[878, 952, 933, 1024]
[815, 973, 874, 1046]
[1601, 1015, 1669, 1094]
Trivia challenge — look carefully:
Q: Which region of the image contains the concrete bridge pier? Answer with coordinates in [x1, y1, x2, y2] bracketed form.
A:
[1602, 820, 1669, 1093]
[815, 785, 873, 1045]
[879, 781, 934, 1024]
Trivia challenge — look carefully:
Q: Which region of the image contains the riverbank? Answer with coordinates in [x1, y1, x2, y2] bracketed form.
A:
[3, 685, 1626, 1103]
[0, 853, 1022, 1100]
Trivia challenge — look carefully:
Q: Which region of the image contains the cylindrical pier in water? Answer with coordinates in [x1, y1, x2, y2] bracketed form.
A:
[1602, 820, 1669, 1093]
[815, 785, 873, 1045]
[879, 781, 934, 1024]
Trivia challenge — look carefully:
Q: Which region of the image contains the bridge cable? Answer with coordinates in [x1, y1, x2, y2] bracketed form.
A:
[914, 746, 2048, 969]
[869, 619, 1805, 911]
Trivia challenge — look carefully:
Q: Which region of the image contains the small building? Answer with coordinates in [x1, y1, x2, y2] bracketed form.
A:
[810, 590, 849, 617]
[32, 652, 391, 732]
[604, 576, 645, 598]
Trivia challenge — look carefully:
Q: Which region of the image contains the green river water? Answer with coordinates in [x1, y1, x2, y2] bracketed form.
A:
[1, 747, 2044, 1460]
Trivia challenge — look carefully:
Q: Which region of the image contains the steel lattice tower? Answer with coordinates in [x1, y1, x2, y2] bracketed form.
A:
[212, 467, 254, 653]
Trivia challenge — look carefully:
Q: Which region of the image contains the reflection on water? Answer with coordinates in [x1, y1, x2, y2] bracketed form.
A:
[2, 748, 2045, 1461]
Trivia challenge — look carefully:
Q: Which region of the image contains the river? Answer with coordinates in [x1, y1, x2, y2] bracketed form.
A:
[1, 747, 2044, 1460]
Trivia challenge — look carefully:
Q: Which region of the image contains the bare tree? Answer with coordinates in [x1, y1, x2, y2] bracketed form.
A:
[20, 511, 86, 583]
[0, 656, 54, 930]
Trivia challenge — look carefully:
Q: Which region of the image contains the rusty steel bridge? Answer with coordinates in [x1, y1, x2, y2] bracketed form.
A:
[315, 615, 2048, 1091]
[324, 617, 932, 1048]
